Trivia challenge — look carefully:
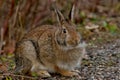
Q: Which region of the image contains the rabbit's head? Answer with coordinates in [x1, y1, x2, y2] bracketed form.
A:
[55, 5, 82, 49]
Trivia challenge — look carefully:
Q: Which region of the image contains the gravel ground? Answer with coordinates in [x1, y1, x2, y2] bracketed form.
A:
[79, 39, 120, 80]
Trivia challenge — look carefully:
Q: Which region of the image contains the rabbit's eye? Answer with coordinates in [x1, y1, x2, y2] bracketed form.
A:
[63, 29, 67, 33]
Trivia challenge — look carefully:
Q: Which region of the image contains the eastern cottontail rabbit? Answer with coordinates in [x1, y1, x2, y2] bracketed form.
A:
[14, 4, 87, 77]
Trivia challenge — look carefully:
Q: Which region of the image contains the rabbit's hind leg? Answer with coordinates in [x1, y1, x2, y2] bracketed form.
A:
[14, 41, 33, 75]
[20, 40, 51, 77]
[14, 40, 38, 75]
[14, 56, 32, 75]
[15, 40, 51, 77]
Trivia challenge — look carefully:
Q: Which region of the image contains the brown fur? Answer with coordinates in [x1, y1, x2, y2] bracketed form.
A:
[14, 5, 87, 77]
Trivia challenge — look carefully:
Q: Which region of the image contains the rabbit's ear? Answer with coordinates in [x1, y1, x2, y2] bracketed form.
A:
[69, 4, 75, 22]
[55, 8, 65, 25]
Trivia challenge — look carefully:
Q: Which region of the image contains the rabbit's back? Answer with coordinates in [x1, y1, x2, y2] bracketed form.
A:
[23, 25, 57, 41]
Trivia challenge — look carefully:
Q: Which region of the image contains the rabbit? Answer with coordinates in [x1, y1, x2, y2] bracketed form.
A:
[14, 4, 87, 77]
